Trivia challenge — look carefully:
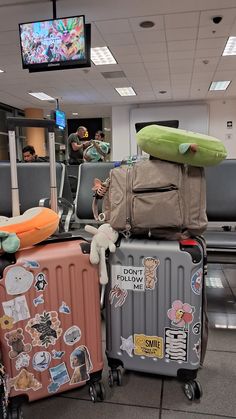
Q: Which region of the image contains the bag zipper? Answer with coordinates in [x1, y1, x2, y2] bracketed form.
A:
[133, 185, 178, 193]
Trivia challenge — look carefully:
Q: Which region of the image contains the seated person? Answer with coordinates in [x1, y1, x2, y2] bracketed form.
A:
[83, 130, 110, 162]
[22, 145, 48, 162]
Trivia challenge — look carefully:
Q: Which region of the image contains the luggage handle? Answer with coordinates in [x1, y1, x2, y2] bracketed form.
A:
[6, 116, 58, 216]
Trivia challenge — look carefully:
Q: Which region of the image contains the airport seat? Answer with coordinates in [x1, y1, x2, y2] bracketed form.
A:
[204, 159, 236, 263]
[0, 162, 64, 217]
[66, 164, 80, 200]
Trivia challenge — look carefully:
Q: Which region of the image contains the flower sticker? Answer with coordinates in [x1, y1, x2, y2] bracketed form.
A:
[167, 300, 194, 328]
[0, 315, 14, 330]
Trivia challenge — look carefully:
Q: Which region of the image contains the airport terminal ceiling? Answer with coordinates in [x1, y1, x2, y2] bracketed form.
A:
[0, 0, 236, 117]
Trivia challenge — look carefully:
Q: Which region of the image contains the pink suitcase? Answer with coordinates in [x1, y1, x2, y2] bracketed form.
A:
[0, 239, 104, 403]
[0, 118, 104, 419]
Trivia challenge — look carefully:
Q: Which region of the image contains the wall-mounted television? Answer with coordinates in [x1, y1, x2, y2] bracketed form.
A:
[19, 15, 91, 72]
[55, 109, 66, 130]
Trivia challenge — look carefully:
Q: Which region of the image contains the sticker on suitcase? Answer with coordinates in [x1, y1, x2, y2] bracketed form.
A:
[32, 351, 51, 371]
[34, 272, 48, 292]
[164, 328, 188, 362]
[25, 311, 62, 348]
[9, 369, 42, 392]
[48, 362, 70, 392]
[15, 353, 30, 370]
[134, 334, 163, 358]
[111, 258, 160, 296]
[0, 315, 14, 330]
[5, 328, 32, 359]
[2, 295, 31, 323]
[63, 325, 81, 345]
[193, 339, 201, 359]
[167, 300, 194, 329]
[5, 266, 34, 295]
[191, 269, 203, 295]
[120, 334, 163, 359]
[69, 345, 93, 385]
[22, 260, 40, 269]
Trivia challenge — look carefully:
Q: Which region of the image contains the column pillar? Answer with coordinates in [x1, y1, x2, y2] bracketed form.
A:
[24, 108, 46, 156]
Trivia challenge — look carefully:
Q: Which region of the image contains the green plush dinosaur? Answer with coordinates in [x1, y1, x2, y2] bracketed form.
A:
[136, 124, 227, 167]
[0, 231, 20, 253]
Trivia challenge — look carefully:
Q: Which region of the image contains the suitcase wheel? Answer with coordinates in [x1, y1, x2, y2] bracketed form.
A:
[108, 369, 122, 387]
[183, 380, 202, 401]
[89, 382, 105, 403]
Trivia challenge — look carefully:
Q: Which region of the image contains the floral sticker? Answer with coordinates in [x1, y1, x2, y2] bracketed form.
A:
[0, 315, 14, 330]
[167, 300, 194, 328]
[25, 311, 62, 348]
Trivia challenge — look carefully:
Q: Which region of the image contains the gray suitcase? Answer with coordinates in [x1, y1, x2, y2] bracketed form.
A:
[106, 237, 206, 401]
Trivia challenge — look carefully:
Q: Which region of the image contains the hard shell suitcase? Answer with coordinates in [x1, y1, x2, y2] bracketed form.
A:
[0, 118, 104, 419]
[106, 237, 207, 401]
[0, 239, 104, 404]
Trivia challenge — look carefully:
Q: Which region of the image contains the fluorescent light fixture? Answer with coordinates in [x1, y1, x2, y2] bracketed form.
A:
[115, 87, 137, 96]
[209, 81, 231, 91]
[28, 92, 55, 101]
[223, 36, 236, 55]
[72, 112, 79, 116]
[91, 46, 117, 65]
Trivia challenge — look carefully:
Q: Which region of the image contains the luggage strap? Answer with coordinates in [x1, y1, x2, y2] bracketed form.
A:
[92, 177, 110, 221]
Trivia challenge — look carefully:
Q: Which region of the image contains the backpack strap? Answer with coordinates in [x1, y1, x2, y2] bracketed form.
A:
[92, 178, 110, 221]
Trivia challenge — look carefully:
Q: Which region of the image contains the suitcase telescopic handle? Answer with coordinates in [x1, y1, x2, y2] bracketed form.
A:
[7, 117, 55, 131]
[7, 116, 58, 216]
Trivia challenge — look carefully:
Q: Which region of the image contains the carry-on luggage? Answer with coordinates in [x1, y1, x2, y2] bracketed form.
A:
[93, 158, 207, 240]
[105, 236, 207, 401]
[0, 118, 104, 419]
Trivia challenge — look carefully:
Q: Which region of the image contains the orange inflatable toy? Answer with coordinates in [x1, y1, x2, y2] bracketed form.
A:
[0, 207, 59, 253]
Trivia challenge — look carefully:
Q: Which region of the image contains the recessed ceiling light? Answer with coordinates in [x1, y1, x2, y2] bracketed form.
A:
[139, 21, 155, 28]
[91, 47, 117, 65]
[222, 36, 236, 55]
[72, 112, 79, 116]
[28, 92, 55, 101]
[115, 87, 136, 96]
[0, 69, 5, 73]
[209, 80, 231, 91]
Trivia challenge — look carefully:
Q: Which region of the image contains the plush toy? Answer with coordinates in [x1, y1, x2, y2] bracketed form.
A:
[85, 223, 119, 284]
[136, 124, 227, 167]
[0, 207, 59, 253]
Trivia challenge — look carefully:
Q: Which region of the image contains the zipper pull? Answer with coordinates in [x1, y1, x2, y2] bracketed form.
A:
[122, 222, 131, 239]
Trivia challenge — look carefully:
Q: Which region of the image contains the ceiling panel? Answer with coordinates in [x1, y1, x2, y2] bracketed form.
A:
[0, 0, 236, 113]
[164, 12, 200, 29]
[95, 19, 131, 34]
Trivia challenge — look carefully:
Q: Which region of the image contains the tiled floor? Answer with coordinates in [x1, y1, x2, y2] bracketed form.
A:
[22, 263, 236, 419]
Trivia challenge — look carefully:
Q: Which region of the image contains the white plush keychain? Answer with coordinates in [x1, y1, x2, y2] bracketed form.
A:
[84, 223, 119, 284]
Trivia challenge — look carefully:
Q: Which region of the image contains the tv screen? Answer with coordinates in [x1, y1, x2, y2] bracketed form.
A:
[19, 16, 91, 72]
[55, 109, 66, 130]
